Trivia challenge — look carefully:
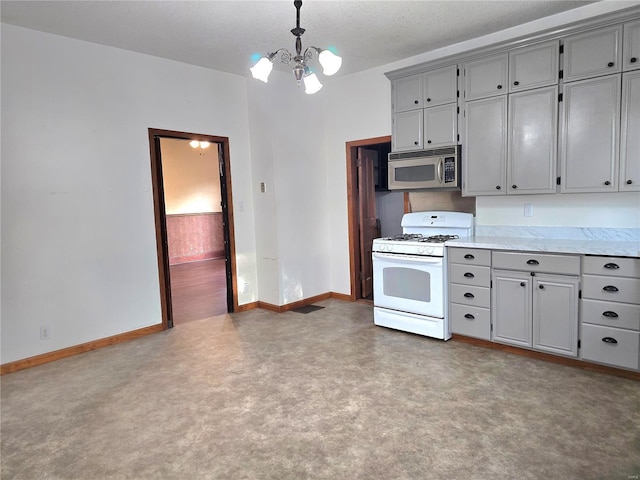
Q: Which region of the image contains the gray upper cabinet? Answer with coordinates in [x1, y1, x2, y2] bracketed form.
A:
[507, 86, 558, 194]
[620, 71, 640, 191]
[563, 25, 622, 82]
[392, 110, 423, 151]
[392, 74, 423, 112]
[463, 54, 508, 101]
[423, 65, 458, 107]
[508, 40, 559, 92]
[463, 96, 507, 196]
[623, 19, 640, 71]
[424, 104, 457, 148]
[560, 75, 621, 193]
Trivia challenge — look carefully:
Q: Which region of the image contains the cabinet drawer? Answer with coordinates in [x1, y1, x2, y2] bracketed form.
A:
[582, 275, 640, 304]
[450, 304, 491, 340]
[583, 256, 640, 278]
[492, 251, 580, 275]
[450, 284, 490, 308]
[448, 248, 491, 266]
[581, 299, 640, 331]
[449, 264, 490, 287]
[581, 324, 639, 370]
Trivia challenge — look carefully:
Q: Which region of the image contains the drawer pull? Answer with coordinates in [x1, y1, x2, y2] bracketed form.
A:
[463, 292, 475, 298]
[464, 254, 475, 260]
[603, 285, 619, 292]
[602, 337, 618, 345]
[526, 259, 539, 265]
[464, 272, 475, 278]
[603, 311, 618, 318]
[603, 263, 619, 270]
[464, 314, 475, 320]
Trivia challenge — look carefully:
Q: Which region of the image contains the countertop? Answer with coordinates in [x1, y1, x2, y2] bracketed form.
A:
[447, 236, 640, 258]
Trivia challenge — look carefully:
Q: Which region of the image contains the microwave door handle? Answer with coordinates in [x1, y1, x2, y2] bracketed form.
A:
[437, 158, 444, 184]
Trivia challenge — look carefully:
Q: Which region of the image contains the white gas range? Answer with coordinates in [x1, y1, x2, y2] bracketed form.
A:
[372, 211, 474, 340]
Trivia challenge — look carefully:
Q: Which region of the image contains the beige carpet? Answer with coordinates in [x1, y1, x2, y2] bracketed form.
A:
[2, 299, 639, 479]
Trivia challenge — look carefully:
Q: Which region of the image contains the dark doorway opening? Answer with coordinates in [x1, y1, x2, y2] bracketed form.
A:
[148, 129, 237, 329]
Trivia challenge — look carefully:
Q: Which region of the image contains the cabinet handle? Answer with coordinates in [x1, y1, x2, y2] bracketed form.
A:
[602, 337, 618, 344]
[530, 272, 536, 277]
[464, 254, 475, 260]
[539, 284, 545, 290]
[627, 179, 633, 184]
[512, 185, 518, 189]
[464, 292, 475, 298]
[603, 311, 619, 318]
[426, 97, 431, 102]
[414, 141, 419, 145]
[604, 180, 611, 186]
[497, 84, 503, 90]
[463, 272, 475, 278]
[520, 282, 526, 287]
[631, 57, 638, 63]
[603, 263, 619, 270]
[526, 259, 539, 265]
[607, 61, 615, 68]
[496, 185, 501, 190]
[603, 285, 619, 292]
[414, 100, 419, 104]
[464, 314, 475, 320]
[513, 81, 520, 86]
[427, 140, 432, 144]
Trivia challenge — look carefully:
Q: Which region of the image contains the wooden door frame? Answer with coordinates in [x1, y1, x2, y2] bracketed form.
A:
[148, 128, 238, 329]
[346, 135, 391, 301]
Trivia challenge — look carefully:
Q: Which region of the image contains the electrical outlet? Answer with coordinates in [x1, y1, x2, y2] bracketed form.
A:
[260, 182, 266, 193]
[524, 204, 534, 217]
[40, 326, 50, 340]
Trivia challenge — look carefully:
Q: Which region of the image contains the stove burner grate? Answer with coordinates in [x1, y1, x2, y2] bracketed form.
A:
[419, 234, 460, 243]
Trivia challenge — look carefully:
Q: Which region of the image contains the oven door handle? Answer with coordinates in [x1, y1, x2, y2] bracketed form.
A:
[373, 252, 443, 264]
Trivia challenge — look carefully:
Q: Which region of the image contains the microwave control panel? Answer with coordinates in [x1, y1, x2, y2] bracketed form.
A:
[443, 157, 456, 183]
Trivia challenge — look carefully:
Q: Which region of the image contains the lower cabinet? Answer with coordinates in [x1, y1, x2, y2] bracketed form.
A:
[492, 269, 579, 356]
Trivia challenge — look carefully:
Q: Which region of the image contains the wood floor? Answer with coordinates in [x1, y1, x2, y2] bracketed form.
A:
[169, 258, 227, 325]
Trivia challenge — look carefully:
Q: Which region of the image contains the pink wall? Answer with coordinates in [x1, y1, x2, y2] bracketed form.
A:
[167, 213, 225, 265]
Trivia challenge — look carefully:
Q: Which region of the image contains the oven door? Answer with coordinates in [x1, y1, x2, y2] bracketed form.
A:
[373, 251, 444, 317]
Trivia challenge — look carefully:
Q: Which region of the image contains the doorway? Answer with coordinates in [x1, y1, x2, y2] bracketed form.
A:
[346, 135, 399, 301]
[148, 129, 237, 329]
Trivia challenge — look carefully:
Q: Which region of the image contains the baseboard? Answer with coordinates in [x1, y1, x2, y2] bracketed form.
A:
[330, 291, 354, 302]
[1, 324, 163, 375]
[235, 301, 258, 312]
[452, 334, 640, 382]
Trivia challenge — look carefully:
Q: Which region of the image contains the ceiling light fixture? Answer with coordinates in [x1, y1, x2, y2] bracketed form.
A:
[250, 0, 342, 94]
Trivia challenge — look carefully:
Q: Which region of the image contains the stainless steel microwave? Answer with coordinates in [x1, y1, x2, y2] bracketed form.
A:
[387, 146, 460, 191]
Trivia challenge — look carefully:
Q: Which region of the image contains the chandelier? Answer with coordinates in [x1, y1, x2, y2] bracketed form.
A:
[250, 0, 342, 94]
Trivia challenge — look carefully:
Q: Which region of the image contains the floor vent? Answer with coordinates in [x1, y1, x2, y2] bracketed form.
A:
[291, 305, 325, 314]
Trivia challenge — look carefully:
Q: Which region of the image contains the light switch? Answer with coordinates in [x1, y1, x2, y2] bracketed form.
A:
[524, 204, 534, 217]
[260, 182, 266, 193]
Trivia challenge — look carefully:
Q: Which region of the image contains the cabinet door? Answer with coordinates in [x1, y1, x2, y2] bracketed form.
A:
[492, 270, 531, 348]
[623, 19, 640, 71]
[463, 54, 508, 101]
[560, 75, 620, 193]
[533, 274, 579, 357]
[424, 104, 457, 148]
[463, 96, 507, 196]
[392, 110, 423, 152]
[424, 65, 457, 107]
[509, 40, 559, 92]
[563, 25, 622, 82]
[393, 74, 423, 112]
[507, 86, 558, 194]
[620, 71, 640, 191]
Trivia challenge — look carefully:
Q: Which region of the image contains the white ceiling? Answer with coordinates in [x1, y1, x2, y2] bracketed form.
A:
[1, 0, 601, 78]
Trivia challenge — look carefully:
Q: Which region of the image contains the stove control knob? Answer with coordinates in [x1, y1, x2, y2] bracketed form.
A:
[418, 246, 425, 254]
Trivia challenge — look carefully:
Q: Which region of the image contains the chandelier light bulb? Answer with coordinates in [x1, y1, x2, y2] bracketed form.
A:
[303, 72, 323, 94]
[199, 141, 210, 149]
[250, 57, 273, 83]
[318, 50, 342, 76]
[189, 140, 200, 148]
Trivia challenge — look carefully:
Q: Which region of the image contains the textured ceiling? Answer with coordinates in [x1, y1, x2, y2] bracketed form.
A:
[1, 0, 602, 77]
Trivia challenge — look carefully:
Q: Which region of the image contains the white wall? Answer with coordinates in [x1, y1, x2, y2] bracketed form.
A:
[247, 71, 330, 305]
[1, 25, 258, 364]
[325, 1, 640, 296]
